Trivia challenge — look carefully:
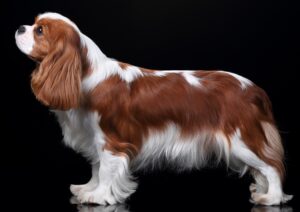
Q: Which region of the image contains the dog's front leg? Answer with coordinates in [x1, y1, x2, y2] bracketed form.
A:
[77, 150, 137, 205]
[70, 162, 100, 196]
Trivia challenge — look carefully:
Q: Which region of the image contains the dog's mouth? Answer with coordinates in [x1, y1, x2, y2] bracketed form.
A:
[28, 55, 42, 63]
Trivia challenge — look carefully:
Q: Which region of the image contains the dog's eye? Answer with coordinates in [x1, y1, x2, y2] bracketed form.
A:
[36, 26, 43, 36]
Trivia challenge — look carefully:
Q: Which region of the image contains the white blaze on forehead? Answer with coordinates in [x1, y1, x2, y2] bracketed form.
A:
[15, 25, 35, 55]
[37, 12, 80, 33]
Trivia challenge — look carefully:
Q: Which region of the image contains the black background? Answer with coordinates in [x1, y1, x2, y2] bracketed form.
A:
[0, 0, 299, 211]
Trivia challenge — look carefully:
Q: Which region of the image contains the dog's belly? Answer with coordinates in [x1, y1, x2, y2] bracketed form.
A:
[53, 110, 245, 173]
[133, 123, 234, 171]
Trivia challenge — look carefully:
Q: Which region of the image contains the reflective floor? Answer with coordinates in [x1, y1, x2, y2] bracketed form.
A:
[1, 170, 296, 212]
[71, 197, 294, 212]
[74, 204, 293, 212]
[68, 194, 295, 212]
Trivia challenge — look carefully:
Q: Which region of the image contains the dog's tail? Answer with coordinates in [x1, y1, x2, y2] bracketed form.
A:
[246, 86, 286, 182]
[260, 121, 285, 182]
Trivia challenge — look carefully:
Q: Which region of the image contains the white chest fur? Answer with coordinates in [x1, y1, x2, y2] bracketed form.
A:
[54, 109, 105, 163]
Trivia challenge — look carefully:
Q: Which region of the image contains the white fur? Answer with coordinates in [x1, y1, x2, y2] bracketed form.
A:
[122, 65, 144, 83]
[78, 150, 137, 205]
[153, 70, 201, 86]
[55, 109, 137, 204]
[38, 13, 143, 90]
[153, 71, 168, 77]
[15, 25, 35, 54]
[154, 70, 189, 75]
[70, 162, 100, 196]
[219, 71, 252, 89]
[134, 124, 290, 205]
[182, 71, 201, 86]
[133, 123, 230, 170]
[215, 132, 231, 165]
[79, 34, 143, 89]
[80, 34, 107, 70]
[229, 129, 289, 205]
[54, 109, 104, 163]
[82, 60, 143, 91]
[250, 169, 269, 194]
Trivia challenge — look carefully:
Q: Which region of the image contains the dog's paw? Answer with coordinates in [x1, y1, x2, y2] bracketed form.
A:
[250, 191, 293, 205]
[250, 193, 282, 205]
[70, 182, 98, 196]
[77, 189, 117, 205]
[70, 184, 85, 196]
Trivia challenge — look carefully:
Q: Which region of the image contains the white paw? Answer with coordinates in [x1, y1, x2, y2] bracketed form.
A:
[77, 189, 117, 205]
[70, 184, 85, 196]
[70, 183, 98, 196]
[250, 193, 281, 205]
[70, 195, 80, 205]
[249, 183, 268, 194]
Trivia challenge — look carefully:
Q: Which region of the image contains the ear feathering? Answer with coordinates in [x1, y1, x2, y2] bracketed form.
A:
[31, 27, 82, 110]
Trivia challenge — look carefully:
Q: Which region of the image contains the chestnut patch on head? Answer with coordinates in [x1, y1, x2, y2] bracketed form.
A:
[30, 19, 83, 110]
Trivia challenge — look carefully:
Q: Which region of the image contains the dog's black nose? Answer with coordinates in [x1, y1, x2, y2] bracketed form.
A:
[17, 25, 26, 34]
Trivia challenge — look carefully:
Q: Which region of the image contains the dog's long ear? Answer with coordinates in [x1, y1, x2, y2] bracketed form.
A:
[31, 32, 82, 110]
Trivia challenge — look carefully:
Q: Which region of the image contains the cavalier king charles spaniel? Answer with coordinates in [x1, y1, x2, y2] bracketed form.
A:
[15, 12, 292, 205]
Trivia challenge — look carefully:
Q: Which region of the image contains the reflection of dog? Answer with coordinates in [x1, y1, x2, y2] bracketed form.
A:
[71, 196, 129, 212]
[78, 205, 129, 212]
[16, 12, 292, 205]
[251, 206, 293, 212]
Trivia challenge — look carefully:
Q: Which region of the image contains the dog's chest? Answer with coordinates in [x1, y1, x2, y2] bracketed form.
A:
[53, 109, 105, 153]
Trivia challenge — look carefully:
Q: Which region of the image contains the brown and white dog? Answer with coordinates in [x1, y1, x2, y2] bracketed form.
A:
[15, 12, 292, 205]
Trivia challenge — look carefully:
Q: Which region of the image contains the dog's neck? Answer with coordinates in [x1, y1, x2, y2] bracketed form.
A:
[80, 33, 108, 71]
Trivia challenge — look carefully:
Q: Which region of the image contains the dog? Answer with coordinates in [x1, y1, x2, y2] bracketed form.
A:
[15, 12, 292, 205]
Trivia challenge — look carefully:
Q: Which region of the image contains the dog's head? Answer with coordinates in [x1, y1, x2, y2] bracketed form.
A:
[15, 13, 84, 110]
